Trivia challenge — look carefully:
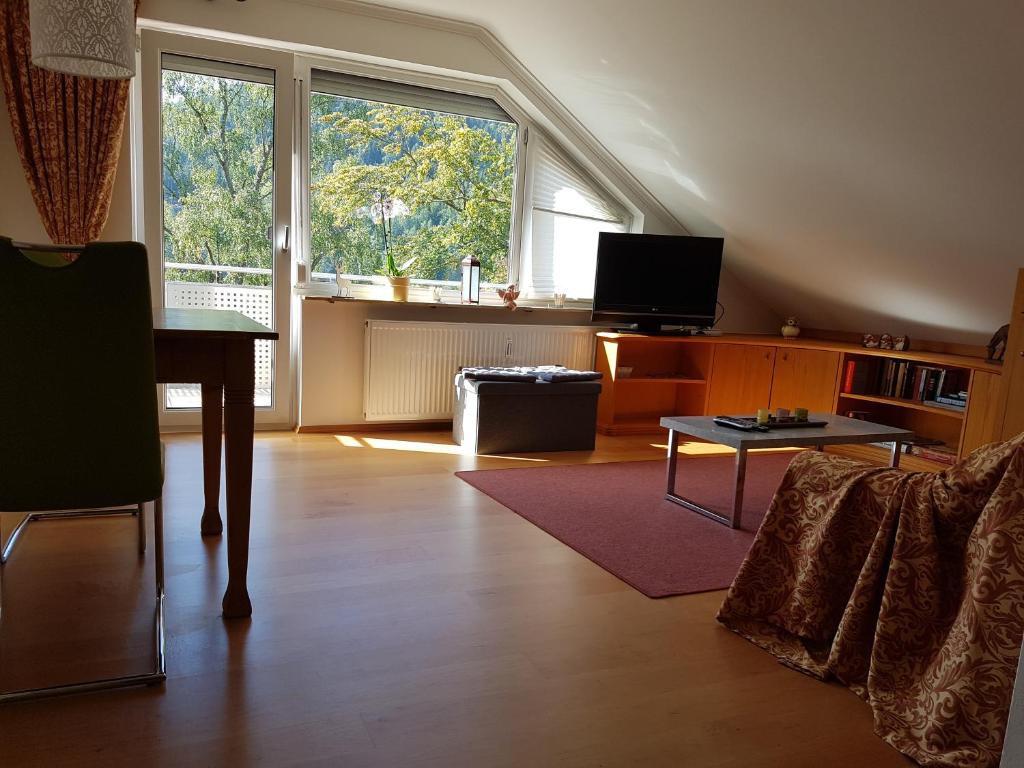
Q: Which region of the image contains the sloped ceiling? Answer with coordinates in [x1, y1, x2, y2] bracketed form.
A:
[373, 0, 1022, 344]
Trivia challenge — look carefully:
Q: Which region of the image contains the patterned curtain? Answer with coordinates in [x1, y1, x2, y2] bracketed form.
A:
[0, 0, 133, 244]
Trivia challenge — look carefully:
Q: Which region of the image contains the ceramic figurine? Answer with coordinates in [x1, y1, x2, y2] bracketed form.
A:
[863, 333, 880, 349]
[497, 283, 520, 310]
[781, 316, 801, 338]
[893, 335, 909, 352]
[879, 333, 894, 350]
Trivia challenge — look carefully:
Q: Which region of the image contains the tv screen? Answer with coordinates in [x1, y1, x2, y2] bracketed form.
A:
[591, 233, 723, 332]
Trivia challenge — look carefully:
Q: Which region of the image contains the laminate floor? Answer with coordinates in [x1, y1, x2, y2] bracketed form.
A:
[0, 431, 910, 767]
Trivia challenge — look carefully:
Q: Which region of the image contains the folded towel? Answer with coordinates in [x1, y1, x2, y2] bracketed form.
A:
[536, 370, 603, 383]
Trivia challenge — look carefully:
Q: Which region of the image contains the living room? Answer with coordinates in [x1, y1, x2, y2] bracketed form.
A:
[1, 1, 1023, 766]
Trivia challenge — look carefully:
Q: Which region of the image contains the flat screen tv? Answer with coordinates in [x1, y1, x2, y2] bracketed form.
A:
[591, 233, 723, 333]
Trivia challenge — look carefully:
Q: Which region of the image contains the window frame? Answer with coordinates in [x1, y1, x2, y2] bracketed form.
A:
[296, 55, 530, 297]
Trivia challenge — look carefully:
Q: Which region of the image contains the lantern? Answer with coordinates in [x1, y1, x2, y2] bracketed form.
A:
[460, 255, 480, 304]
[29, 0, 136, 80]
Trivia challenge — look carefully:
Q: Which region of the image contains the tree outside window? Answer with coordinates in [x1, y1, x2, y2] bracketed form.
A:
[310, 94, 517, 285]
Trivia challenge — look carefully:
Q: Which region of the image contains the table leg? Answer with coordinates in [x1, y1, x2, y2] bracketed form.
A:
[731, 448, 747, 530]
[200, 384, 224, 536]
[890, 441, 902, 469]
[665, 429, 679, 496]
[222, 340, 255, 619]
[664, 431, 736, 528]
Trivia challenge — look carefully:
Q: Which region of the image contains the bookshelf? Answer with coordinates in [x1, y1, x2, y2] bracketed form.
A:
[594, 332, 1002, 468]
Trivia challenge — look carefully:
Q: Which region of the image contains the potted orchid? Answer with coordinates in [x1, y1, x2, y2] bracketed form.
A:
[369, 191, 416, 301]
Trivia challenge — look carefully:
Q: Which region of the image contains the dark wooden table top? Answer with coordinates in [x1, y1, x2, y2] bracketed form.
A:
[153, 308, 278, 341]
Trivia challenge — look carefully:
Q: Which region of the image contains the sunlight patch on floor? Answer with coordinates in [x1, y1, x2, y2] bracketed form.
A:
[650, 441, 805, 457]
[333, 434, 549, 462]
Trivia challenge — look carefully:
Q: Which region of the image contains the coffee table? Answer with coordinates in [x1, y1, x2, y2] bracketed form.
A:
[660, 414, 913, 529]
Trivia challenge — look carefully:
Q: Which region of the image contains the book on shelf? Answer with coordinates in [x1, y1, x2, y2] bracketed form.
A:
[909, 445, 958, 465]
[840, 357, 969, 409]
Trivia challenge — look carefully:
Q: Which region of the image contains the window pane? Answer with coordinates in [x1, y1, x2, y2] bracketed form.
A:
[160, 61, 276, 409]
[309, 91, 517, 285]
[523, 133, 631, 301]
[528, 211, 626, 300]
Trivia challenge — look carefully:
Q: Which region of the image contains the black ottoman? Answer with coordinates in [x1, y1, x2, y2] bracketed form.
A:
[452, 373, 602, 454]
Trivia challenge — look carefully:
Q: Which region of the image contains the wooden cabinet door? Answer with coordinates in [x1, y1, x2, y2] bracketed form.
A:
[999, 270, 1024, 440]
[706, 344, 775, 415]
[769, 348, 841, 413]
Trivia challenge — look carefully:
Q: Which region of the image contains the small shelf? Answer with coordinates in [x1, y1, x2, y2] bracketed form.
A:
[600, 416, 666, 435]
[838, 392, 966, 419]
[615, 377, 706, 385]
[826, 443, 955, 473]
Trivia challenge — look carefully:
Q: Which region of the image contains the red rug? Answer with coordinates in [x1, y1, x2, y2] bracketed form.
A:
[455, 452, 797, 598]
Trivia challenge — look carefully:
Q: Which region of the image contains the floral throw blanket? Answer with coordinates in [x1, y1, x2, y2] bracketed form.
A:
[718, 435, 1024, 767]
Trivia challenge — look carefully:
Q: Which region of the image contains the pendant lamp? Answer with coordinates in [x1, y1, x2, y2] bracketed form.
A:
[29, 0, 135, 80]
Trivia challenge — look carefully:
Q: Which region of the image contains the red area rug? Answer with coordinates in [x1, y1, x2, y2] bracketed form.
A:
[455, 452, 797, 598]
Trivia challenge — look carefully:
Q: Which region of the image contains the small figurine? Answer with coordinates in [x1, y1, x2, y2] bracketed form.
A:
[497, 283, 520, 310]
[988, 324, 1009, 362]
[862, 333, 880, 349]
[893, 335, 910, 352]
[879, 333, 894, 350]
[781, 315, 801, 338]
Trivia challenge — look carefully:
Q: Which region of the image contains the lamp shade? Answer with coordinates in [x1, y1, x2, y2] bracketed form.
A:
[29, 0, 135, 80]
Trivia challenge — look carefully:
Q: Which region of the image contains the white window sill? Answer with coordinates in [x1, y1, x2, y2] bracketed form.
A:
[295, 280, 593, 312]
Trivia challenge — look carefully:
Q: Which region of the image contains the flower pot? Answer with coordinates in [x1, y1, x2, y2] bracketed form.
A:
[387, 276, 410, 302]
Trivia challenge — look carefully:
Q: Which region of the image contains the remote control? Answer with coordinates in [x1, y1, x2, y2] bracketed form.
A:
[713, 416, 769, 432]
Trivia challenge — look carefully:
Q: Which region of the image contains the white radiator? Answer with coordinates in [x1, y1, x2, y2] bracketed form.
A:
[363, 320, 597, 421]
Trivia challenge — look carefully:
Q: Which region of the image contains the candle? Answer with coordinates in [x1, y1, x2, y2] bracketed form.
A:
[776, 407, 790, 419]
[795, 407, 809, 421]
[756, 408, 770, 425]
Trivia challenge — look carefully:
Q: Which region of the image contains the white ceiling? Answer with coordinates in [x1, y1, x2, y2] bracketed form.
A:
[370, 0, 1023, 344]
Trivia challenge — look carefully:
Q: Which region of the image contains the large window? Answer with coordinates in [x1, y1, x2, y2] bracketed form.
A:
[309, 70, 518, 286]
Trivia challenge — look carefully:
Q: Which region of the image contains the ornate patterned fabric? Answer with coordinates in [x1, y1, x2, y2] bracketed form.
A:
[718, 435, 1024, 767]
[0, 0, 133, 244]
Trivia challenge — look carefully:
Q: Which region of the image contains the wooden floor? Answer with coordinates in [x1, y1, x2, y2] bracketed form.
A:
[0, 430, 911, 767]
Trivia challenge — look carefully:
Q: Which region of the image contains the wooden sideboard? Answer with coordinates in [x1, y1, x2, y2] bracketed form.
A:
[595, 331, 1003, 470]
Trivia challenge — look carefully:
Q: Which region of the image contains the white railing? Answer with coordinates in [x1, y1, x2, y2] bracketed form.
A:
[163, 264, 274, 407]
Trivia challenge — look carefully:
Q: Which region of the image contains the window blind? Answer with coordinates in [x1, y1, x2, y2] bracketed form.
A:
[524, 133, 630, 299]
[310, 69, 513, 124]
[162, 53, 274, 86]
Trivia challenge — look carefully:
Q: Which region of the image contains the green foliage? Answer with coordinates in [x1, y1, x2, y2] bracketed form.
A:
[311, 96, 516, 284]
[161, 74, 517, 289]
[161, 71, 274, 287]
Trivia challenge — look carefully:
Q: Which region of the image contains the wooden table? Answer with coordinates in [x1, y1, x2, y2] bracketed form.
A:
[153, 308, 278, 618]
[660, 414, 913, 529]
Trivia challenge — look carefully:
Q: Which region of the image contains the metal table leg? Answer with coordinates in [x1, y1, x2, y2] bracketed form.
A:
[890, 441, 902, 468]
[664, 431, 741, 528]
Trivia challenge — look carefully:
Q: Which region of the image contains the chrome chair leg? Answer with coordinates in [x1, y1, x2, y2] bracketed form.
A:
[0, 497, 167, 703]
[137, 502, 147, 555]
[1, 507, 139, 564]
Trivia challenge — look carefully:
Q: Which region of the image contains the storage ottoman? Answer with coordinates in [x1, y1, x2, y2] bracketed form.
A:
[452, 373, 602, 454]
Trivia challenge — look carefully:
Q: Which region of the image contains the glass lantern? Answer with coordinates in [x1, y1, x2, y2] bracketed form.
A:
[461, 255, 480, 304]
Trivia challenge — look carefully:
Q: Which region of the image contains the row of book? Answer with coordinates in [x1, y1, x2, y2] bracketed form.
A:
[841, 358, 968, 409]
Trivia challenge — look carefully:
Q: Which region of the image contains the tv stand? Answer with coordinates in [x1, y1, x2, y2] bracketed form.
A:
[610, 325, 699, 337]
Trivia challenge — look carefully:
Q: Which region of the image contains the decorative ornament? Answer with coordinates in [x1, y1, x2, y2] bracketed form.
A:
[988, 324, 1010, 362]
[879, 333, 894, 350]
[497, 283, 520, 310]
[893, 335, 910, 352]
[780, 315, 801, 338]
[29, 0, 136, 80]
[862, 333, 880, 349]
[460, 255, 480, 304]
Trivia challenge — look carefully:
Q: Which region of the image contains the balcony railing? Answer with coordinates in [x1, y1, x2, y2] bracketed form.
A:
[164, 262, 274, 409]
